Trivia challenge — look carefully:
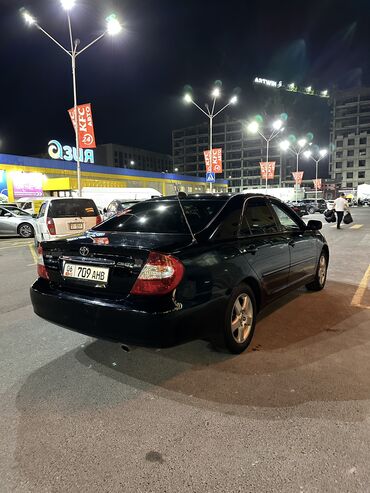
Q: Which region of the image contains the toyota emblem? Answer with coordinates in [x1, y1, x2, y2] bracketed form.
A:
[79, 246, 89, 257]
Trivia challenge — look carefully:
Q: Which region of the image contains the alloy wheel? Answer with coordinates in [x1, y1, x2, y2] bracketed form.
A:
[231, 293, 254, 344]
[19, 224, 33, 238]
[318, 255, 327, 286]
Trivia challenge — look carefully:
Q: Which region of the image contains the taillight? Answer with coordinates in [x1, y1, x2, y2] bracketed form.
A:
[37, 245, 49, 280]
[130, 252, 184, 296]
[96, 215, 102, 225]
[46, 217, 56, 235]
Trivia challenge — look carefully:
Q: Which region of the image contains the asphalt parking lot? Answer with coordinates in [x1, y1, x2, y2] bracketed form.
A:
[1, 210, 370, 492]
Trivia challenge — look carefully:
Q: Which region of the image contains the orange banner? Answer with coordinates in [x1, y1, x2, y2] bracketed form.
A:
[292, 171, 304, 184]
[68, 103, 96, 149]
[204, 148, 223, 173]
[260, 161, 276, 180]
[313, 178, 322, 189]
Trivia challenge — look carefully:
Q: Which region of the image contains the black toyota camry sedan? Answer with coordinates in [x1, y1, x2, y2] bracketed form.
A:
[30, 193, 329, 354]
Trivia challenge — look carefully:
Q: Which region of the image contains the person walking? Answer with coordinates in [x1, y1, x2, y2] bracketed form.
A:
[333, 193, 349, 229]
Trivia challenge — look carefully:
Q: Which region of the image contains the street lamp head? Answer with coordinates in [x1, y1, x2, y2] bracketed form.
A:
[174, 167, 179, 172]
[229, 95, 238, 105]
[319, 149, 328, 157]
[272, 119, 283, 130]
[60, 0, 75, 11]
[184, 93, 192, 104]
[321, 89, 328, 97]
[212, 87, 221, 98]
[298, 138, 307, 148]
[130, 160, 135, 166]
[279, 140, 290, 151]
[106, 14, 122, 36]
[303, 150, 312, 159]
[247, 121, 259, 134]
[21, 8, 36, 26]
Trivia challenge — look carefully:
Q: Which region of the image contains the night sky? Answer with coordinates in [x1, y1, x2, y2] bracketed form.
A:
[1, 0, 369, 158]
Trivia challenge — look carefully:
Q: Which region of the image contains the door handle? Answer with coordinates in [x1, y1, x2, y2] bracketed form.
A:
[240, 245, 257, 254]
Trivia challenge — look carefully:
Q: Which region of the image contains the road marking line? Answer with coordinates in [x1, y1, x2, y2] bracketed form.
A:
[350, 224, 363, 229]
[28, 244, 38, 264]
[351, 264, 370, 308]
[0, 244, 32, 250]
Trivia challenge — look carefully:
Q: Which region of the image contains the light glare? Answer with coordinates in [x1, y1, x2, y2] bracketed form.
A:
[273, 119, 283, 130]
[61, 0, 75, 10]
[230, 95, 238, 104]
[247, 121, 259, 134]
[21, 9, 36, 25]
[212, 87, 221, 98]
[303, 150, 312, 159]
[279, 140, 290, 151]
[298, 138, 307, 147]
[184, 93, 192, 103]
[106, 14, 122, 35]
[319, 149, 328, 157]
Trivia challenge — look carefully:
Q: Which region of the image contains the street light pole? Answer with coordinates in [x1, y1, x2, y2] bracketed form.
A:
[247, 119, 285, 194]
[280, 138, 310, 201]
[21, 4, 122, 197]
[303, 148, 328, 205]
[184, 88, 237, 192]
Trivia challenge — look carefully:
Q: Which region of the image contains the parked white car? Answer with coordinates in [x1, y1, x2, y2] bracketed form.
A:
[34, 197, 101, 244]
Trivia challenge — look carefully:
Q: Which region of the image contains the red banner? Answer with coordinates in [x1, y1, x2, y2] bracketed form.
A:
[68, 103, 96, 149]
[204, 148, 222, 173]
[260, 161, 276, 180]
[292, 171, 304, 185]
[313, 178, 322, 189]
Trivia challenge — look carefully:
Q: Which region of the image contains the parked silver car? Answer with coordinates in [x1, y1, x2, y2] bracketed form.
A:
[0, 205, 36, 238]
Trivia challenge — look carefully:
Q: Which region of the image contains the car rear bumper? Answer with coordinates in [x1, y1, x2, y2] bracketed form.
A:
[30, 279, 225, 347]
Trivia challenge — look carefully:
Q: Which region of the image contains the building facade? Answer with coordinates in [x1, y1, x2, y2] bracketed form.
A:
[330, 87, 370, 190]
[0, 153, 227, 203]
[172, 118, 288, 193]
[95, 143, 172, 173]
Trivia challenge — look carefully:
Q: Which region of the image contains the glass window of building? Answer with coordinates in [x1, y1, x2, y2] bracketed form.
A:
[359, 149, 367, 156]
[336, 151, 343, 158]
[347, 172, 353, 178]
[347, 182, 353, 188]
[337, 140, 343, 147]
[336, 162, 342, 169]
[359, 160, 366, 166]
[359, 171, 366, 178]
[360, 137, 367, 145]
[348, 138, 355, 146]
[347, 150, 354, 157]
[347, 161, 354, 167]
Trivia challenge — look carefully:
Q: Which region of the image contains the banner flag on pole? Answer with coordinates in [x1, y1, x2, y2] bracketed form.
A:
[313, 178, 322, 189]
[260, 161, 276, 180]
[68, 103, 96, 149]
[204, 148, 223, 173]
[292, 171, 304, 184]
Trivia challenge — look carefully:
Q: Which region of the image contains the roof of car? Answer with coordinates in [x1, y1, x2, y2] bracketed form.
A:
[149, 192, 272, 201]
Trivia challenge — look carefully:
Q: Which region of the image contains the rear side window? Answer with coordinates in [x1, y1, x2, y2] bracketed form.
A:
[96, 200, 225, 234]
[240, 198, 279, 235]
[48, 199, 98, 218]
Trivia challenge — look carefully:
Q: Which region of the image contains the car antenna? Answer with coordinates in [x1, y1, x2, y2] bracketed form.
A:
[173, 182, 197, 244]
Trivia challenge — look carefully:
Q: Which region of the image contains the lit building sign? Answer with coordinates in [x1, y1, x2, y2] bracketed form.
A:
[0, 170, 8, 202]
[254, 77, 283, 88]
[11, 172, 44, 198]
[48, 140, 94, 164]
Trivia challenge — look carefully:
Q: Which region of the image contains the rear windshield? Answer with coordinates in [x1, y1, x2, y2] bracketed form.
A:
[95, 200, 225, 234]
[48, 199, 98, 218]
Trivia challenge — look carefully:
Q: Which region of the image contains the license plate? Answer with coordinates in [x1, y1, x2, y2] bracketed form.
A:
[63, 263, 109, 283]
[69, 222, 84, 230]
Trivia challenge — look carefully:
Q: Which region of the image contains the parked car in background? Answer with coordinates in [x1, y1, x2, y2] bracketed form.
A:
[326, 200, 335, 211]
[285, 201, 308, 217]
[104, 199, 140, 219]
[16, 197, 49, 216]
[34, 197, 101, 244]
[31, 193, 329, 354]
[296, 199, 327, 214]
[0, 205, 36, 238]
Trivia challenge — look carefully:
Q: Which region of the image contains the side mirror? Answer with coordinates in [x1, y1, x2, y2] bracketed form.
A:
[306, 219, 322, 231]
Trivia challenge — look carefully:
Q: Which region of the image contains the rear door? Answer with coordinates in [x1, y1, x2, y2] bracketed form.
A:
[238, 197, 290, 297]
[269, 200, 317, 286]
[48, 199, 98, 235]
[0, 207, 16, 235]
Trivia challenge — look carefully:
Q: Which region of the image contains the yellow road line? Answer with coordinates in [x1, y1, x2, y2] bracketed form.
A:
[0, 244, 33, 250]
[351, 264, 370, 308]
[28, 244, 38, 265]
[350, 224, 363, 229]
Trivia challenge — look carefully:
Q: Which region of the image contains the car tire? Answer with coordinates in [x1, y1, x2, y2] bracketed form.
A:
[306, 251, 328, 291]
[217, 284, 257, 354]
[18, 223, 34, 238]
[308, 206, 315, 214]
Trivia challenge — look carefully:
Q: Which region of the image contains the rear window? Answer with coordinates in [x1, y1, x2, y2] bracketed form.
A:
[95, 200, 225, 234]
[48, 199, 98, 218]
